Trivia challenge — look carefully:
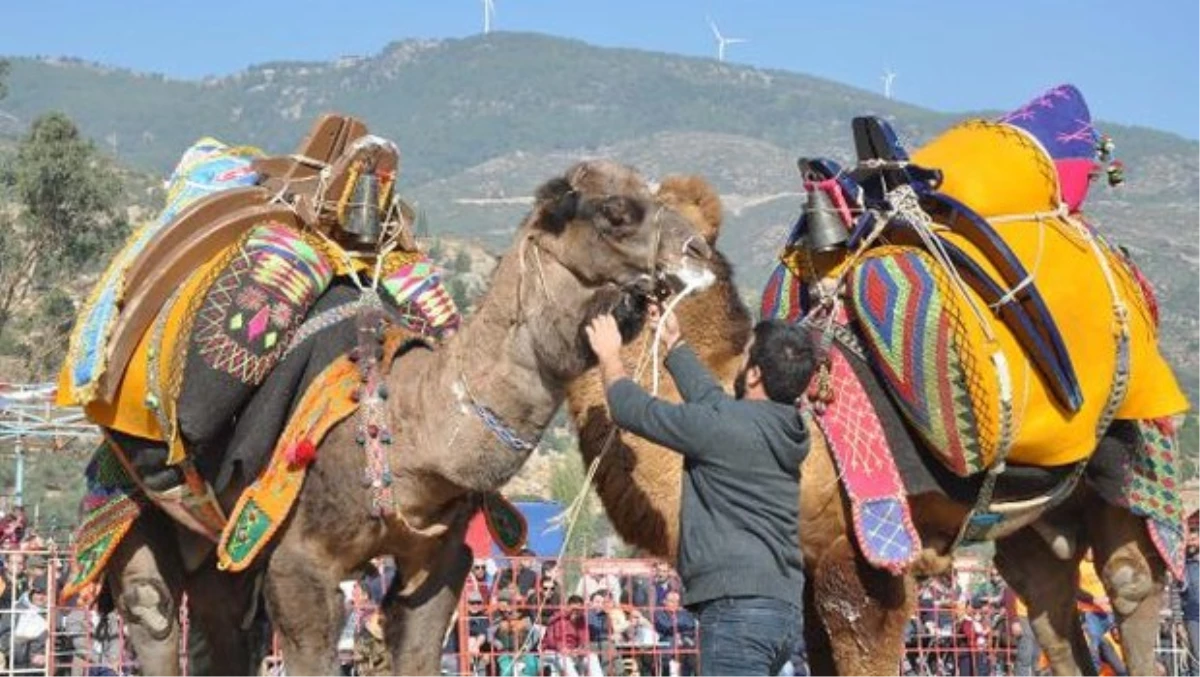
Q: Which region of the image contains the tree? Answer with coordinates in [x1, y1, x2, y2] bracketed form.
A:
[0, 112, 126, 341]
[0, 59, 8, 101]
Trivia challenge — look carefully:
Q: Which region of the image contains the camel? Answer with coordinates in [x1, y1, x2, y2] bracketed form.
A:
[564, 176, 1173, 676]
[101, 159, 718, 675]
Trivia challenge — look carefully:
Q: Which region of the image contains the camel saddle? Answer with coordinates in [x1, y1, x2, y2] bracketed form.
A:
[784, 90, 1187, 477]
[59, 113, 416, 408]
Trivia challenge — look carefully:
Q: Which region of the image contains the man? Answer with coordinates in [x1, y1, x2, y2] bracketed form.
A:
[1182, 514, 1198, 675]
[586, 308, 814, 675]
[543, 594, 588, 676]
[654, 590, 699, 676]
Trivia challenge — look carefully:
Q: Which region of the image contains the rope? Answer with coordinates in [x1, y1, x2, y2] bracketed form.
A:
[988, 213, 1048, 311]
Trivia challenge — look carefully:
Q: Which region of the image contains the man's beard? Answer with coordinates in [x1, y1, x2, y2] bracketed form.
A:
[1187, 544, 1198, 558]
[734, 368, 747, 400]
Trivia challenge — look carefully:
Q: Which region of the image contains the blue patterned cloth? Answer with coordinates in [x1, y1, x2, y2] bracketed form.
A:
[66, 138, 262, 401]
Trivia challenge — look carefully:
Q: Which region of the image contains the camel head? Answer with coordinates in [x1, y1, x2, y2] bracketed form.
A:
[655, 175, 724, 246]
[518, 160, 717, 376]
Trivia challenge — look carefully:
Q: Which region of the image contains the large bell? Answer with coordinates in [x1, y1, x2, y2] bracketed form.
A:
[342, 172, 383, 248]
[803, 187, 849, 254]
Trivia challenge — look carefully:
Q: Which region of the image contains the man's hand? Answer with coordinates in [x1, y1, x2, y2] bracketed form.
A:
[585, 314, 623, 366]
[647, 303, 682, 351]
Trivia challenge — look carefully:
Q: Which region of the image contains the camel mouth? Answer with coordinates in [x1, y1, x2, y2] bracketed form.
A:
[656, 259, 716, 297]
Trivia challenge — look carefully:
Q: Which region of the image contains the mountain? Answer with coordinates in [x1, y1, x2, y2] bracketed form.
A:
[2, 31, 1196, 401]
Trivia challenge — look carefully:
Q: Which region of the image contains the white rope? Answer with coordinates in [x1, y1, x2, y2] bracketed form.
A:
[891, 187, 998, 340]
[988, 212, 1048, 311]
[651, 280, 705, 396]
[516, 329, 660, 662]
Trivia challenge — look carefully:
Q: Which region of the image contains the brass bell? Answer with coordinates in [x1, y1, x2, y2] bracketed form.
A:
[342, 172, 383, 248]
[803, 187, 849, 254]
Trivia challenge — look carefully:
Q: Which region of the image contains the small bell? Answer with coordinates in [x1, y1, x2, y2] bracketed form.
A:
[1096, 135, 1116, 162]
[802, 188, 849, 254]
[1106, 160, 1125, 187]
[341, 172, 382, 248]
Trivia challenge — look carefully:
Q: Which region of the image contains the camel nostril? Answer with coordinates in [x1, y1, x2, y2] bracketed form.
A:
[685, 236, 712, 261]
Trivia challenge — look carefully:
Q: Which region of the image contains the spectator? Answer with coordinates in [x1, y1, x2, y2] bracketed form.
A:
[493, 606, 537, 676]
[653, 591, 697, 676]
[955, 599, 991, 677]
[1182, 515, 1198, 676]
[1005, 588, 1041, 677]
[466, 559, 492, 605]
[496, 549, 540, 598]
[651, 561, 678, 608]
[0, 575, 50, 670]
[537, 578, 563, 624]
[1079, 591, 1126, 676]
[586, 590, 615, 675]
[621, 607, 658, 676]
[543, 594, 587, 676]
[445, 590, 493, 676]
[353, 609, 390, 675]
[576, 566, 622, 604]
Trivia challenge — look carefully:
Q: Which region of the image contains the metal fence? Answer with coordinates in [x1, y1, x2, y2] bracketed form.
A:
[0, 551, 1193, 676]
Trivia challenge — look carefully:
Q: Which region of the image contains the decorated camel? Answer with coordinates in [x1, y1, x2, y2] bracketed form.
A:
[57, 115, 716, 675]
[565, 86, 1188, 676]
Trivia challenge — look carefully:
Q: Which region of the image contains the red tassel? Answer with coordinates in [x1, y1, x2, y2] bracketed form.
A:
[288, 439, 318, 467]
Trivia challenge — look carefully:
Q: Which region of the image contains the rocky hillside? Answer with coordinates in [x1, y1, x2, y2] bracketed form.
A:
[1, 32, 1194, 396]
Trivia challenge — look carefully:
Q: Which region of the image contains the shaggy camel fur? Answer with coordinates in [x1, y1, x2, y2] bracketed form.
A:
[565, 177, 1170, 676]
[102, 160, 716, 675]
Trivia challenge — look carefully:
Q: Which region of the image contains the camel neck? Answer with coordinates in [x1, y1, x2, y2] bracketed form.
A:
[397, 242, 579, 494]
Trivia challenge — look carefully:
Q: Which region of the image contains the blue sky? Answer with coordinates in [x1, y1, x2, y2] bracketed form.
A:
[2, 0, 1196, 138]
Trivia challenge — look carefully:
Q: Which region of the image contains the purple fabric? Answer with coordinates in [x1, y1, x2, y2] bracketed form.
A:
[996, 84, 1100, 211]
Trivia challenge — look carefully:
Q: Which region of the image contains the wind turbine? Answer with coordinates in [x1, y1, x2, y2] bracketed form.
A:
[707, 16, 747, 62]
[482, 0, 495, 34]
[881, 67, 897, 100]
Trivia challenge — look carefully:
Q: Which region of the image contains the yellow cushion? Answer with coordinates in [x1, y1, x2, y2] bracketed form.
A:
[75, 253, 231, 441]
[902, 120, 1187, 468]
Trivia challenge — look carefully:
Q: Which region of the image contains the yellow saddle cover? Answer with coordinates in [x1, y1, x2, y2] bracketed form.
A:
[60, 250, 235, 442]
[900, 120, 1187, 468]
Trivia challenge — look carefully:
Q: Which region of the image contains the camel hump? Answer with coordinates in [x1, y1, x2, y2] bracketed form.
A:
[912, 119, 1061, 219]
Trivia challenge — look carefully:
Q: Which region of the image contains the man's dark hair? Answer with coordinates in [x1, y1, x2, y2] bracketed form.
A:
[748, 320, 816, 405]
[567, 594, 584, 605]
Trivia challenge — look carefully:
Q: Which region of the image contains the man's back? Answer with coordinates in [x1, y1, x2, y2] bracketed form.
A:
[607, 346, 808, 608]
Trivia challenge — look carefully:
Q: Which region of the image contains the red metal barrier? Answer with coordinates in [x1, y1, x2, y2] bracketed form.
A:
[3, 551, 1192, 675]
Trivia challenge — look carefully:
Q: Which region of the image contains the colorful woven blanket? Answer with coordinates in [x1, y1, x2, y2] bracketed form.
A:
[61, 441, 145, 601]
[1123, 418, 1186, 580]
[61, 139, 263, 406]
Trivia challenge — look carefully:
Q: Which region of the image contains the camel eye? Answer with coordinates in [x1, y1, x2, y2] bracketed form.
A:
[596, 197, 645, 232]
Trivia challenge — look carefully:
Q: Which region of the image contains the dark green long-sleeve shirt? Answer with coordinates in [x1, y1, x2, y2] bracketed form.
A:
[606, 344, 808, 609]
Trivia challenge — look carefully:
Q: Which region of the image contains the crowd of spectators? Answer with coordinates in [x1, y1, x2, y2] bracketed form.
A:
[436, 551, 706, 676]
[0, 508, 125, 676]
[0, 530, 1190, 676]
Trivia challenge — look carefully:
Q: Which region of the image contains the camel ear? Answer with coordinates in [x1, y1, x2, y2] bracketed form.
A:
[656, 175, 722, 245]
[533, 177, 579, 234]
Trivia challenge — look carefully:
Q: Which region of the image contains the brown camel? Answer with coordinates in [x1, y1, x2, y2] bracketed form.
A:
[101, 159, 718, 675]
[564, 177, 1171, 676]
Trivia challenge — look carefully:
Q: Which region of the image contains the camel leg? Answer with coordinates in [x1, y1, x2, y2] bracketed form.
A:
[810, 534, 915, 675]
[995, 526, 1094, 675]
[263, 525, 346, 676]
[802, 579, 837, 676]
[385, 535, 473, 674]
[106, 515, 186, 676]
[1083, 499, 1167, 677]
[186, 566, 265, 675]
